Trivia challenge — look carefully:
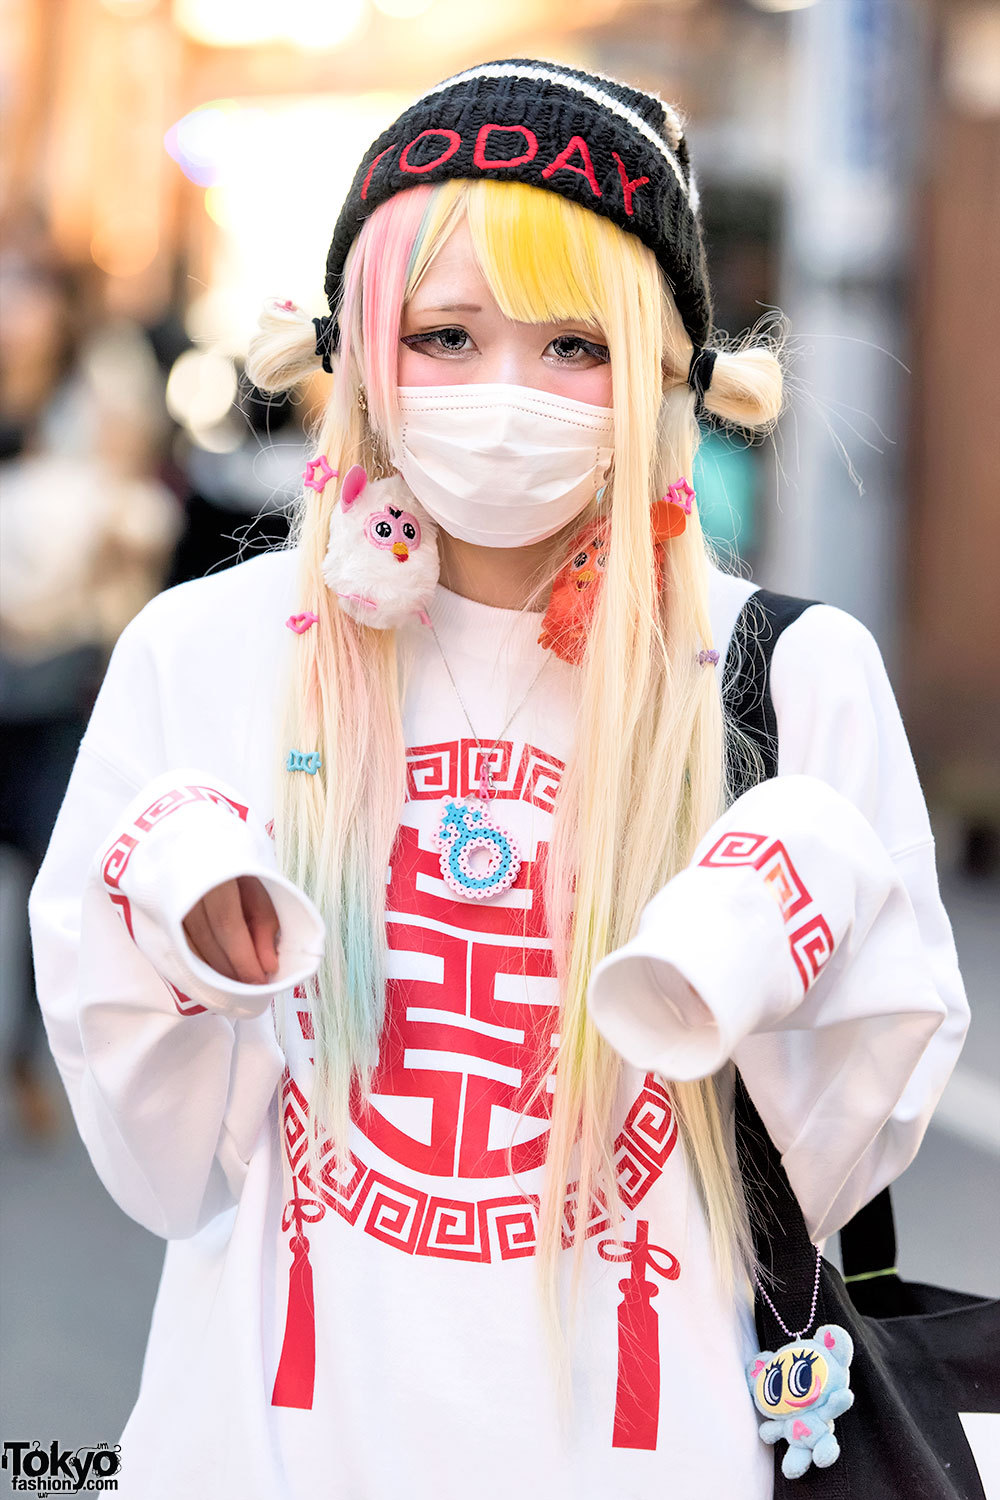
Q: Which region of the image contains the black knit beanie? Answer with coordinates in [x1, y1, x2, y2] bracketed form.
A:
[317, 58, 715, 383]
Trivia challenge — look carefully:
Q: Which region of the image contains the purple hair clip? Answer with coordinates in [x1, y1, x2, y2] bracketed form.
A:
[698, 648, 720, 667]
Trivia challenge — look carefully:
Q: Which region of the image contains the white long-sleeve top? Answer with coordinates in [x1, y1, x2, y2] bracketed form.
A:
[29, 549, 968, 1500]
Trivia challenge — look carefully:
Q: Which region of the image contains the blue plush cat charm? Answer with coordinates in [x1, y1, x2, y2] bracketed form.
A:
[747, 1324, 855, 1479]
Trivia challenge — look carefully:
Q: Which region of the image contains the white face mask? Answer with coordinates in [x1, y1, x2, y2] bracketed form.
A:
[390, 383, 615, 549]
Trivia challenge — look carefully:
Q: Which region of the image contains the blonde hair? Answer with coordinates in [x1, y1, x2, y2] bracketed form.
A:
[247, 178, 784, 1377]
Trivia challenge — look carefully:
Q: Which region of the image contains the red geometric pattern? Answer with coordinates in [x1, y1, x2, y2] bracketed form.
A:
[405, 740, 564, 811]
[481, 1196, 540, 1261]
[698, 830, 769, 867]
[133, 783, 249, 832]
[459, 739, 517, 799]
[107, 890, 135, 937]
[309, 1150, 369, 1224]
[614, 1137, 666, 1212]
[511, 745, 565, 813]
[102, 833, 138, 888]
[755, 840, 811, 922]
[165, 980, 207, 1017]
[416, 1197, 489, 1262]
[405, 743, 458, 801]
[789, 913, 835, 989]
[281, 1074, 313, 1173]
[279, 1069, 677, 1265]
[698, 829, 834, 991]
[100, 782, 251, 1017]
[561, 1180, 612, 1248]
[361, 1172, 428, 1253]
[619, 1080, 679, 1168]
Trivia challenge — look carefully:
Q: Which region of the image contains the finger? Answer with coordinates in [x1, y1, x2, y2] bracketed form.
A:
[237, 877, 280, 977]
[183, 899, 238, 981]
[200, 880, 269, 985]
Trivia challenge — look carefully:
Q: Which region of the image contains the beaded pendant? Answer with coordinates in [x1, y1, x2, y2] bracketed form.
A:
[434, 761, 522, 901]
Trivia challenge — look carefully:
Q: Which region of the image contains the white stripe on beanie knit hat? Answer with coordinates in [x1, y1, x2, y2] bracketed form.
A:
[415, 61, 692, 201]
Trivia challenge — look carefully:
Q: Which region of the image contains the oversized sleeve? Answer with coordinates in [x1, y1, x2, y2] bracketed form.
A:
[28, 606, 324, 1240]
[587, 604, 969, 1241]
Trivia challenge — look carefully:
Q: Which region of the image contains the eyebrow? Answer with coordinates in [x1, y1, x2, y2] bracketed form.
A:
[412, 303, 483, 314]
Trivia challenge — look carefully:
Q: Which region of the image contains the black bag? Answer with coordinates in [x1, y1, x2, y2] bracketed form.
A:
[723, 588, 1000, 1499]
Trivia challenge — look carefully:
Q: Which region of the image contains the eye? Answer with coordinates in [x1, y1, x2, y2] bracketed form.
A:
[548, 334, 610, 365]
[596, 553, 608, 568]
[787, 1354, 816, 1400]
[572, 551, 590, 569]
[373, 520, 393, 539]
[762, 1361, 783, 1408]
[402, 522, 416, 540]
[400, 327, 473, 356]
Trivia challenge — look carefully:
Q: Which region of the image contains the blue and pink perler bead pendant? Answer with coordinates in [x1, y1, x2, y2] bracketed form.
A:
[434, 792, 521, 902]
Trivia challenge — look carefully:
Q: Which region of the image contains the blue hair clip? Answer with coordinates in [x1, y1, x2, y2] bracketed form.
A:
[287, 750, 322, 775]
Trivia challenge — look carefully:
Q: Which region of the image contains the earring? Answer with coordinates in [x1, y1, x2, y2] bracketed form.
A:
[357, 386, 368, 412]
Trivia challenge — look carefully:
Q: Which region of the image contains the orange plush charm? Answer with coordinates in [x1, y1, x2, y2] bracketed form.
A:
[538, 482, 694, 665]
[537, 515, 611, 665]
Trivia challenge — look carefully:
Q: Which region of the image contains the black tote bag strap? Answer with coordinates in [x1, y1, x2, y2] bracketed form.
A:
[722, 587, 837, 1334]
[733, 1076, 851, 1500]
[722, 586, 820, 798]
[839, 1188, 897, 1282]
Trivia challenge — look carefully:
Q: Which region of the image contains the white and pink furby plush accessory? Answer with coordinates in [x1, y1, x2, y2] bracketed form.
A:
[321, 464, 439, 629]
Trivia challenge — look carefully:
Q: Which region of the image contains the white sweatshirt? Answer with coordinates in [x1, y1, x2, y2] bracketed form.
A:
[29, 549, 968, 1500]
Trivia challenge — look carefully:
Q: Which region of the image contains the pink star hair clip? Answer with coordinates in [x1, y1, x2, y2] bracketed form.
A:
[273, 298, 298, 312]
[303, 455, 338, 494]
[666, 477, 696, 515]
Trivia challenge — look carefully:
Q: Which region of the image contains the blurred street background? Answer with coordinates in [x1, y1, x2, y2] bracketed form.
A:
[1, 0, 998, 1463]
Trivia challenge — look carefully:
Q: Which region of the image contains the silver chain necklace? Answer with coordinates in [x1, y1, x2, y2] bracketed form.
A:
[426, 616, 551, 901]
[427, 617, 550, 800]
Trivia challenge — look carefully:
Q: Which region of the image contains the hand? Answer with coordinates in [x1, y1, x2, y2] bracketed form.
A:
[182, 877, 280, 985]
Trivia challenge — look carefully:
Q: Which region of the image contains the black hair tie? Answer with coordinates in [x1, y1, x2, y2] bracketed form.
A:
[687, 345, 717, 402]
[312, 314, 336, 375]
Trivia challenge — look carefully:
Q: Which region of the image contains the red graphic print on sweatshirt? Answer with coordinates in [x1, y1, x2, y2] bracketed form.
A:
[273, 741, 682, 1443]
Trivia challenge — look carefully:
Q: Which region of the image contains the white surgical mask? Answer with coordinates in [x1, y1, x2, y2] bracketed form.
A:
[390, 383, 615, 548]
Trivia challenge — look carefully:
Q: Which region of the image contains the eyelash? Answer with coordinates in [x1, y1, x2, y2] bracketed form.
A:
[400, 328, 470, 355]
[400, 328, 610, 363]
[550, 334, 610, 363]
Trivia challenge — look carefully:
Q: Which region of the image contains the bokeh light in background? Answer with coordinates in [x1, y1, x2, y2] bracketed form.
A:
[165, 345, 238, 443]
[98, 0, 161, 13]
[374, 0, 436, 18]
[173, 0, 367, 49]
[748, 0, 817, 11]
[166, 92, 407, 353]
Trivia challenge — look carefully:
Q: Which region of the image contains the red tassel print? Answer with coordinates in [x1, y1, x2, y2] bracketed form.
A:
[271, 1194, 324, 1409]
[598, 1219, 680, 1450]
